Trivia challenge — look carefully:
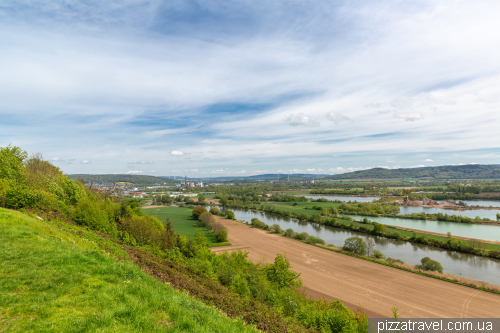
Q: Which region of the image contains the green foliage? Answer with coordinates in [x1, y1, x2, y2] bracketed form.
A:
[372, 249, 385, 259]
[0, 145, 28, 184]
[217, 228, 228, 242]
[225, 210, 235, 219]
[295, 232, 309, 241]
[192, 205, 207, 219]
[264, 254, 302, 289]
[0, 209, 257, 333]
[307, 236, 325, 245]
[371, 223, 385, 235]
[420, 257, 444, 273]
[343, 237, 367, 255]
[210, 207, 221, 215]
[271, 224, 283, 234]
[284, 228, 295, 237]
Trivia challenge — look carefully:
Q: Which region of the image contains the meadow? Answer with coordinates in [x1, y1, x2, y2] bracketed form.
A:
[0, 208, 257, 333]
[142, 206, 218, 245]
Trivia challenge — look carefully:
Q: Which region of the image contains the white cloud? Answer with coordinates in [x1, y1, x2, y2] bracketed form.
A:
[190, 169, 199, 172]
[234, 170, 246, 174]
[128, 161, 154, 164]
[424, 159, 433, 162]
[126, 170, 143, 174]
[394, 112, 424, 122]
[80, 160, 91, 164]
[51, 157, 62, 161]
[170, 151, 184, 156]
[326, 112, 351, 124]
[285, 113, 319, 127]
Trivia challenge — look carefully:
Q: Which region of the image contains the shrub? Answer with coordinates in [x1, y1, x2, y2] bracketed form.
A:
[217, 228, 228, 242]
[284, 228, 295, 237]
[265, 254, 302, 289]
[307, 236, 325, 245]
[210, 207, 221, 215]
[372, 249, 385, 259]
[271, 224, 283, 234]
[420, 257, 443, 273]
[295, 232, 309, 241]
[342, 237, 367, 255]
[225, 210, 235, 220]
[371, 223, 385, 235]
[192, 206, 207, 219]
[387, 257, 405, 265]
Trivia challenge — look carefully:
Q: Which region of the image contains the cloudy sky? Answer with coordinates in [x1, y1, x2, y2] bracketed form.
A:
[1, 0, 499, 177]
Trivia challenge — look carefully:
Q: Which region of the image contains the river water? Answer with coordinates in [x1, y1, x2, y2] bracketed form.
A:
[343, 215, 500, 242]
[221, 207, 500, 285]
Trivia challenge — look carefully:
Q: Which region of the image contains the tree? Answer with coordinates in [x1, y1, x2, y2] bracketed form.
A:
[225, 210, 235, 220]
[265, 254, 302, 289]
[372, 223, 385, 235]
[217, 228, 228, 242]
[209, 207, 220, 215]
[366, 238, 375, 257]
[197, 193, 206, 204]
[0, 145, 28, 184]
[192, 206, 207, 219]
[372, 249, 385, 259]
[219, 196, 229, 206]
[272, 224, 283, 234]
[343, 237, 367, 255]
[420, 257, 443, 273]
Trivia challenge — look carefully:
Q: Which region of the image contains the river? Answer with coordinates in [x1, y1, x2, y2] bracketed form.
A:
[221, 207, 500, 285]
[304, 195, 500, 208]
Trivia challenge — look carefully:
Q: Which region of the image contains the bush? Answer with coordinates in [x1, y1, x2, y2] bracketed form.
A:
[372, 249, 385, 259]
[271, 224, 283, 234]
[284, 228, 295, 237]
[225, 210, 235, 220]
[192, 206, 207, 219]
[387, 257, 405, 265]
[420, 257, 443, 273]
[307, 236, 325, 245]
[217, 228, 228, 242]
[295, 232, 309, 241]
[342, 237, 367, 255]
[210, 207, 221, 215]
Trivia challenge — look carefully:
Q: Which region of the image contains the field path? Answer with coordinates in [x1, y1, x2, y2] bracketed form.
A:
[211, 218, 500, 318]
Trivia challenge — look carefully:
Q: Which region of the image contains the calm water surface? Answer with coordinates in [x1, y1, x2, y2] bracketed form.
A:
[222, 208, 500, 285]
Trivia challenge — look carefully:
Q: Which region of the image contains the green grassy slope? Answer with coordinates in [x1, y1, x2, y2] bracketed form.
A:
[0, 208, 257, 333]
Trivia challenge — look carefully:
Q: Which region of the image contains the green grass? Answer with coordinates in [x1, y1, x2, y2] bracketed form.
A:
[0, 208, 258, 333]
[141, 206, 218, 245]
[266, 201, 341, 216]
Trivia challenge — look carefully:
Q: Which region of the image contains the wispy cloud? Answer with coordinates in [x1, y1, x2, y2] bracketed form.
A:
[1, 1, 499, 175]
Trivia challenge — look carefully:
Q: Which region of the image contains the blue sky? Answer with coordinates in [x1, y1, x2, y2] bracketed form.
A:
[1, 0, 500, 177]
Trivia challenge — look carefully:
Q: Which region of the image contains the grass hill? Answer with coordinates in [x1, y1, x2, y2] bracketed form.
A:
[68, 174, 175, 185]
[0, 208, 257, 333]
[326, 165, 500, 180]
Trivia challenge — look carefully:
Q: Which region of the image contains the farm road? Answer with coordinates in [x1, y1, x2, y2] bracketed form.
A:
[211, 217, 500, 318]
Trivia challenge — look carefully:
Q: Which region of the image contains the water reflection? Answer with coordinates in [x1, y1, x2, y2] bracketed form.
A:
[222, 207, 500, 285]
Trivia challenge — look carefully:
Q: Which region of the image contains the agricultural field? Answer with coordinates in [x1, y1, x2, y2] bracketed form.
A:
[142, 206, 218, 244]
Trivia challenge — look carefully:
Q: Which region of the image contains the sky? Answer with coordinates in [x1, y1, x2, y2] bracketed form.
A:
[1, 0, 500, 177]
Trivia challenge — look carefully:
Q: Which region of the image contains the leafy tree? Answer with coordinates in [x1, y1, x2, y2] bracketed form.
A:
[209, 207, 221, 215]
[343, 237, 367, 255]
[0, 145, 28, 184]
[192, 206, 207, 219]
[420, 257, 443, 273]
[225, 210, 235, 220]
[371, 223, 385, 235]
[271, 224, 283, 234]
[372, 249, 385, 259]
[217, 228, 228, 242]
[265, 254, 302, 289]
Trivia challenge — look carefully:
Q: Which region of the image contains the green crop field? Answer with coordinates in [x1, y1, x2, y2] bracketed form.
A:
[0, 208, 257, 333]
[142, 206, 218, 244]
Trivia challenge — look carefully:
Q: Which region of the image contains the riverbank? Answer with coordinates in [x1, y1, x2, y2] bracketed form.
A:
[212, 216, 500, 318]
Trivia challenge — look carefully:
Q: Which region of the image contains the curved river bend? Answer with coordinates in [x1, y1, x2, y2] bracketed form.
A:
[221, 207, 500, 286]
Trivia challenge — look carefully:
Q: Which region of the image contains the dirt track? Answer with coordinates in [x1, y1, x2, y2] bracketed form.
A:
[212, 217, 500, 318]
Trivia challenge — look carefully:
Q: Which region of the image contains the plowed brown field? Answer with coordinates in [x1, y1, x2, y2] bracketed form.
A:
[211, 217, 500, 318]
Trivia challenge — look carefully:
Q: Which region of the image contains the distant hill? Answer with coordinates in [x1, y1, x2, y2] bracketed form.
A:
[69, 174, 174, 185]
[161, 173, 329, 182]
[326, 165, 500, 180]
